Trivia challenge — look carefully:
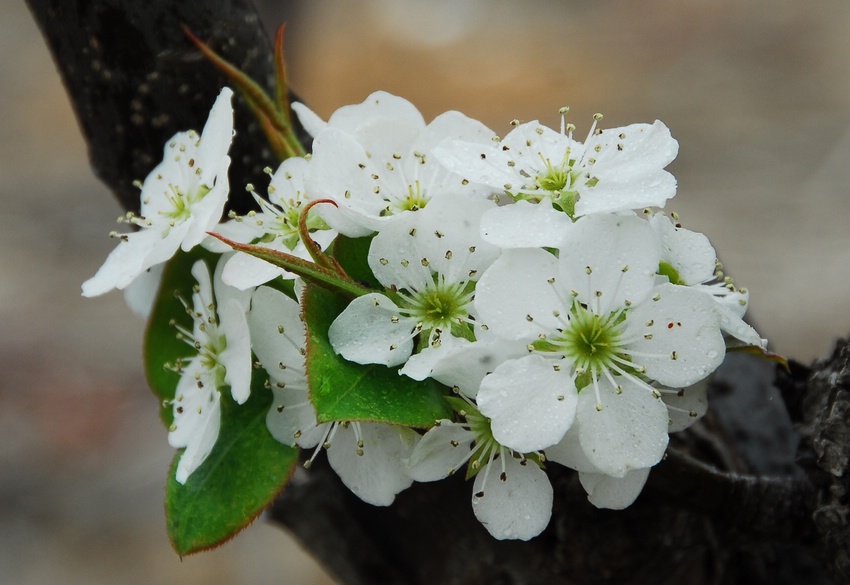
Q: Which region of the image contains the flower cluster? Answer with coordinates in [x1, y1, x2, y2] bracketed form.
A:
[84, 88, 766, 543]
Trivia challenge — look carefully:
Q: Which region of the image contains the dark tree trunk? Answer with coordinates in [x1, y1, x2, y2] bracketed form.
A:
[26, 2, 849, 583]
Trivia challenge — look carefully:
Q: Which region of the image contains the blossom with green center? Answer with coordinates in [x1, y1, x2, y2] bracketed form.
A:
[329, 196, 500, 369]
[82, 87, 234, 297]
[216, 156, 336, 290]
[433, 112, 679, 248]
[648, 211, 765, 348]
[293, 91, 496, 237]
[474, 214, 726, 460]
[407, 399, 553, 541]
[167, 256, 252, 484]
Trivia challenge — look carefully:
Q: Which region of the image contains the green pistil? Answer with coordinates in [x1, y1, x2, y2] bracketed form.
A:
[395, 181, 429, 213]
[404, 279, 474, 332]
[163, 183, 211, 222]
[532, 303, 629, 391]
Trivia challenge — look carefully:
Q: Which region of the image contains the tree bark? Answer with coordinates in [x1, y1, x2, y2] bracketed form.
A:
[27, 2, 847, 583]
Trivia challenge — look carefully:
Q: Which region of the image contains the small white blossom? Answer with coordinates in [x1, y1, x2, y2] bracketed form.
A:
[649, 212, 765, 348]
[295, 91, 496, 237]
[407, 405, 553, 541]
[329, 196, 500, 369]
[474, 213, 726, 461]
[249, 286, 417, 506]
[83, 88, 234, 297]
[434, 114, 678, 247]
[167, 256, 252, 484]
[217, 157, 337, 290]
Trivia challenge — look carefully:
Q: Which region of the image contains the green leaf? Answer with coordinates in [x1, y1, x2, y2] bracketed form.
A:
[303, 285, 452, 427]
[145, 248, 219, 425]
[166, 371, 299, 556]
[331, 234, 380, 289]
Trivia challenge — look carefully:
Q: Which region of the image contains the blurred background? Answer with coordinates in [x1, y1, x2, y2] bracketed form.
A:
[3, 0, 850, 583]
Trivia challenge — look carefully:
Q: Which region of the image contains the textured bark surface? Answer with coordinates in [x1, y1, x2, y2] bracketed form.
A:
[26, 0, 277, 214]
[780, 340, 850, 582]
[27, 2, 849, 583]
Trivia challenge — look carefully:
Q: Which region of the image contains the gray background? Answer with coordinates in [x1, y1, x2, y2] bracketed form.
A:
[3, 0, 849, 583]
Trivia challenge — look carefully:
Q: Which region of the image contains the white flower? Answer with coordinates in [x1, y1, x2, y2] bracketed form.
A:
[474, 213, 726, 462]
[329, 195, 500, 369]
[407, 404, 553, 541]
[82, 87, 234, 297]
[249, 285, 417, 506]
[217, 157, 337, 290]
[167, 255, 252, 484]
[434, 114, 678, 247]
[649, 212, 765, 348]
[295, 91, 496, 237]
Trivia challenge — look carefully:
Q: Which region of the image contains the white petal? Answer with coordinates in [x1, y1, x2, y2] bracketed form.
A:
[576, 120, 678, 215]
[478, 355, 578, 453]
[585, 121, 678, 177]
[474, 248, 562, 340]
[122, 263, 164, 318]
[368, 195, 498, 290]
[222, 251, 288, 290]
[196, 87, 235, 186]
[579, 467, 651, 510]
[625, 283, 725, 386]
[421, 337, 527, 399]
[81, 228, 163, 297]
[432, 140, 516, 191]
[576, 377, 669, 477]
[406, 421, 474, 481]
[327, 423, 417, 506]
[218, 298, 252, 404]
[544, 423, 598, 473]
[291, 101, 327, 138]
[248, 287, 306, 376]
[480, 200, 573, 248]
[662, 378, 709, 433]
[328, 293, 415, 366]
[472, 456, 553, 541]
[213, 252, 252, 310]
[399, 334, 466, 381]
[576, 170, 676, 216]
[307, 128, 387, 236]
[182, 176, 230, 249]
[559, 213, 660, 313]
[649, 213, 716, 285]
[266, 386, 324, 448]
[326, 91, 425, 134]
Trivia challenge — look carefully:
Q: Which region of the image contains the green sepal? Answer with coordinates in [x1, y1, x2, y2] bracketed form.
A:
[303, 285, 453, 428]
[145, 247, 220, 425]
[728, 343, 789, 371]
[165, 370, 299, 556]
[210, 232, 372, 300]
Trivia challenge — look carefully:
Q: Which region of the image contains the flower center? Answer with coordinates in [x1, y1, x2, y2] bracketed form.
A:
[400, 277, 475, 343]
[387, 180, 429, 215]
[532, 300, 629, 390]
[163, 183, 211, 223]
